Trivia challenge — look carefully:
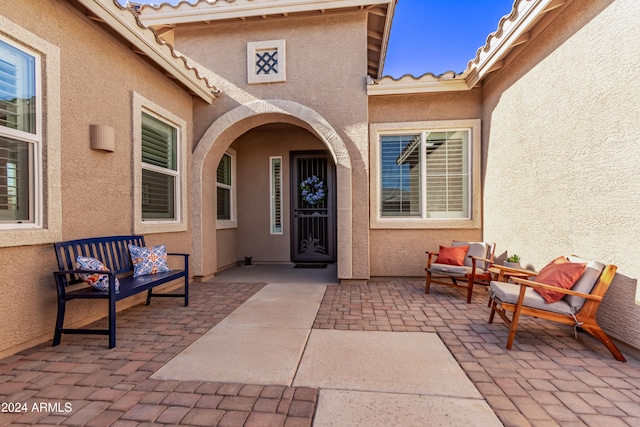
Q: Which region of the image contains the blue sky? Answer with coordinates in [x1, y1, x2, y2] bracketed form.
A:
[384, 0, 514, 77]
[124, 0, 514, 78]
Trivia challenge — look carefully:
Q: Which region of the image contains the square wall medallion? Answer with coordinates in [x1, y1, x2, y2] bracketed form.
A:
[247, 40, 286, 84]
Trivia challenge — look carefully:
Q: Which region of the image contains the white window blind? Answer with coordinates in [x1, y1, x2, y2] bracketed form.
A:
[380, 129, 470, 219]
[270, 157, 282, 234]
[0, 38, 37, 224]
[141, 112, 177, 220]
[216, 153, 232, 221]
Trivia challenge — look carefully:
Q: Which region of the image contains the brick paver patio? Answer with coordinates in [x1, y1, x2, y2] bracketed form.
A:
[1, 279, 639, 426]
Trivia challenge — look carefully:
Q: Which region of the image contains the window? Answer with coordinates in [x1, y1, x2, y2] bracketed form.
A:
[0, 22, 61, 247]
[270, 156, 282, 234]
[216, 153, 232, 221]
[0, 37, 38, 225]
[216, 149, 236, 229]
[133, 93, 187, 234]
[371, 120, 481, 229]
[141, 112, 177, 220]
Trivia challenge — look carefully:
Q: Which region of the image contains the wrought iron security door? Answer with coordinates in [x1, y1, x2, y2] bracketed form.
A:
[291, 152, 335, 263]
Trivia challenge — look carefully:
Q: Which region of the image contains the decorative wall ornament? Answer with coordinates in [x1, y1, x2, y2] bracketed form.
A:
[247, 39, 286, 84]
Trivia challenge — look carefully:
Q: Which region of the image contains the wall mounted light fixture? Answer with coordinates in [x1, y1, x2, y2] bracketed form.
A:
[90, 124, 115, 152]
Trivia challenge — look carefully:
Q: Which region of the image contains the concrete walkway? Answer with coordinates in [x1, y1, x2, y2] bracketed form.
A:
[1, 265, 639, 426]
[153, 281, 501, 426]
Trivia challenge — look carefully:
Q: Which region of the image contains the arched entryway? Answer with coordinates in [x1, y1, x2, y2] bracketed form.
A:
[192, 100, 353, 280]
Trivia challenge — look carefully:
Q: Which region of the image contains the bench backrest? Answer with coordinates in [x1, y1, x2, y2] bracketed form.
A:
[54, 235, 146, 286]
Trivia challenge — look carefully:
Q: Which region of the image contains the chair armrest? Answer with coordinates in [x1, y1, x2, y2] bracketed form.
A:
[469, 256, 493, 264]
[511, 277, 602, 301]
[425, 251, 438, 268]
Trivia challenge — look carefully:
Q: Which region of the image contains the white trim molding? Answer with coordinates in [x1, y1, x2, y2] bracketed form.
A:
[132, 92, 188, 235]
[370, 119, 482, 230]
[0, 16, 62, 248]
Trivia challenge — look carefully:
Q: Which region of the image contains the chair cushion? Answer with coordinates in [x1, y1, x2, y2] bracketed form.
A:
[428, 264, 484, 277]
[533, 256, 587, 303]
[435, 245, 468, 266]
[489, 281, 573, 315]
[564, 256, 605, 312]
[128, 244, 172, 277]
[453, 241, 488, 268]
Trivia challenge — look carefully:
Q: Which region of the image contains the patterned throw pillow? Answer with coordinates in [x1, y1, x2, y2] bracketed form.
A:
[128, 244, 171, 277]
[76, 256, 120, 292]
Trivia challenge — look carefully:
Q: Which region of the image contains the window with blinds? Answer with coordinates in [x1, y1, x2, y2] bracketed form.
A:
[0, 38, 38, 224]
[141, 112, 178, 220]
[216, 153, 232, 221]
[270, 157, 282, 234]
[380, 129, 470, 219]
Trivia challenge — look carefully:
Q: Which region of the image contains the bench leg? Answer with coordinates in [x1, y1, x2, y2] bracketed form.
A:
[53, 298, 65, 346]
[108, 297, 116, 349]
[146, 289, 152, 306]
[184, 276, 189, 307]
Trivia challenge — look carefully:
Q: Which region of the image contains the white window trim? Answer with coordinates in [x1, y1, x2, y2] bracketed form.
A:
[216, 149, 237, 230]
[133, 92, 187, 234]
[0, 16, 61, 248]
[247, 39, 286, 84]
[270, 156, 283, 235]
[370, 119, 481, 229]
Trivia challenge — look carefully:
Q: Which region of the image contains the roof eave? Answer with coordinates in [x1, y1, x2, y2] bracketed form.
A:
[139, 0, 395, 26]
[367, 72, 471, 96]
[73, 0, 219, 103]
[373, 0, 396, 79]
[465, 0, 565, 88]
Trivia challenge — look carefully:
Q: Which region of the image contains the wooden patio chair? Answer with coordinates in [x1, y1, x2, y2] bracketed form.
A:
[425, 242, 496, 303]
[488, 256, 625, 362]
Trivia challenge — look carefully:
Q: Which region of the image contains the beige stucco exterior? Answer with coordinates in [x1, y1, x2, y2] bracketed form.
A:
[0, 0, 639, 357]
[482, 0, 640, 348]
[368, 91, 484, 276]
[173, 11, 370, 281]
[0, 0, 196, 357]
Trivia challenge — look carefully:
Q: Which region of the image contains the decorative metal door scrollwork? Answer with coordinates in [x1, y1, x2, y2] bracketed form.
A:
[291, 152, 335, 263]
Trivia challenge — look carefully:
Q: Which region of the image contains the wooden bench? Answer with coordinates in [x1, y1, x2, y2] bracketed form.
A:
[53, 235, 189, 348]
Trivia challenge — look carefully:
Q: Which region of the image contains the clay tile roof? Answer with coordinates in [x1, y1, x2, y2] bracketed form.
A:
[73, 0, 220, 102]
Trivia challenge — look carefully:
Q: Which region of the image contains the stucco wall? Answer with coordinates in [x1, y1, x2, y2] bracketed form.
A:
[0, 1, 194, 356]
[482, 0, 640, 348]
[173, 11, 370, 280]
[368, 91, 484, 276]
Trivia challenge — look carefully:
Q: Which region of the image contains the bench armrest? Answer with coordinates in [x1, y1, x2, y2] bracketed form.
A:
[511, 277, 602, 301]
[167, 252, 189, 269]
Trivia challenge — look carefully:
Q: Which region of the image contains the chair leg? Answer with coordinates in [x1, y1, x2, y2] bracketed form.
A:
[466, 278, 474, 303]
[425, 271, 432, 294]
[53, 298, 65, 346]
[146, 289, 153, 306]
[488, 299, 496, 324]
[581, 324, 626, 362]
[506, 305, 523, 350]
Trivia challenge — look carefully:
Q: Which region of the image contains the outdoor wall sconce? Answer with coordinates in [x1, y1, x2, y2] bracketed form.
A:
[90, 124, 115, 152]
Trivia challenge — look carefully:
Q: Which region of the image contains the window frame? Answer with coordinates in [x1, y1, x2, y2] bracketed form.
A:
[270, 156, 283, 235]
[133, 92, 187, 234]
[0, 18, 61, 247]
[370, 119, 481, 229]
[216, 148, 237, 229]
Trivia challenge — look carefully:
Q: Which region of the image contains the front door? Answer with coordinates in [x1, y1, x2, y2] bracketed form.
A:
[291, 151, 336, 263]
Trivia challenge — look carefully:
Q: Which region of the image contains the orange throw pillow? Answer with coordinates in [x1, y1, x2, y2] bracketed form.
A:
[534, 256, 587, 303]
[435, 245, 469, 266]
